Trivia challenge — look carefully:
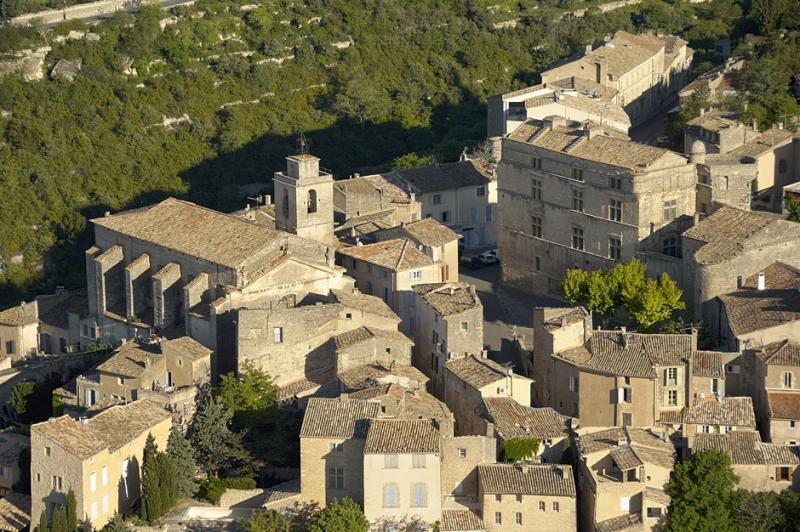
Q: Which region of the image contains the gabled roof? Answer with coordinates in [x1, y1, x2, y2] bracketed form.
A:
[483, 397, 568, 440]
[337, 239, 433, 271]
[95, 341, 162, 378]
[757, 340, 800, 367]
[595, 513, 642, 532]
[576, 427, 675, 469]
[37, 293, 88, 329]
[392, 160, 493, 193]
[440, 509, 485, 531]
[767, 391, 800, 420]
[374, 218, 461, 248]
[694, 431, 800, 465]
[329, 289, 399, 319]
[413, 282, 481, 316]
[0, 492, 30, 531]
[540, 307, 589, 332]
[364, 418, 440, 454]
[331, 326, 413, 350]
[0, 303, 36, 327]
[478, 464, 575, 497]
[692, 351, 725, 378]
[683, 206, 800, 265]
[445, 355, 512, 389]
[31, 400, 170, 460]
[337, 362, 428, 391]
[299, 398, 381, 439]
[661, 397, 756, 427]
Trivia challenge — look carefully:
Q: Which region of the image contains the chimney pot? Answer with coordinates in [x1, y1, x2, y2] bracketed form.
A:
[757, 272, 766, 291]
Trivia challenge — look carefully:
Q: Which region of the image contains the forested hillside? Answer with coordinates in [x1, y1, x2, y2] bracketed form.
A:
[0, 0, 794, 304]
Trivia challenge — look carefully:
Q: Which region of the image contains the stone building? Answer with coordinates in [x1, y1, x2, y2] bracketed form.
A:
[85, 196, 351, 377]
[336, 239, 446, 331]
[0, 433, 29, 496]
[677, 59, 742, 105]
[477, 464, 577, 531]
[36, 291, 91, 354]
[30, 400, 171, 530]
[0, 491, 30, 531]
[681, 206, 800, 329]
[373, 218, 461, 282]
[764, 391, 800, 445]
[498, 117, 697, 296]
[333, 173, 420, 226]
[574, 426, 676, 531]
[412, 283, 484, 395]
[388, 160, 498, 250]
[541, 31, 692, 126]
[487, 76, 631, 137]
[363, 419, 442, 527]
[439, 433, 497, 512]
[273, 153, 336, 246]
[693, 431, 800, 492]
[442, 355, 532, 435]
[691, 142, 757, 214]
[74, 337, 210, 426]
[0, 302, 39, 362]
[716, 262, 800, 351]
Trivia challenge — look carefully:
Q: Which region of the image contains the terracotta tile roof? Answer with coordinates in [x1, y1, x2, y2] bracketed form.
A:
[0, 492, 30, 531]
[507, 119, 680, 170]
[541, 307, 589, 332]
[337, 238, 433, 271]
[392, 160, 493, 193]
[683, 206, 800, 265]
[482, 397, 568, 440]
[687, 110, 741, 131]
[364, 418, 440, 454]
[261, 478, 300, 506]
[694, 431, 800, 464]
[524, 90, 631, 128]
[95, 341, 162, 378]
[556, 331, 692, 378]
[595, 513, 642, 532]
[37, 293, 88, 329]
[91, 198, 288, 272]
[719, 263, 800, 337]
[348, 384, 452, 424]
[667, 397, 757, 427]
[731, 128, 794, 158]
[767, 391, 800, 420]
[645, 487, 671, 505]
[374, 218, 461, 248]
[299, 397, 381, 439]
[332, 326, 413, 350]
[337, 363, 428, 391]
[31, 400, 170, 460]
[230, 204, 276, 229]
[478, 464, 575, 497]
[440, 509, 485, 531]
[610, 447, 644, 470]
[692, 351, 725, 378]
[0, 303, 36, 327]
[757, 340, 800, 366]
[335, 174, 413, 204]
[161, 336, 212, 361]
[413, 283, 481, 316]
[334, 210, 396, 236]
[445, 355, 512, 389]
[329, 289, 399, 320]
[576, 427, 675, 468]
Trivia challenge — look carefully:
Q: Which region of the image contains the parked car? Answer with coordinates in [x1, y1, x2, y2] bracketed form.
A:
[478, 250, 500, 264]
[459, 255, 482, 269]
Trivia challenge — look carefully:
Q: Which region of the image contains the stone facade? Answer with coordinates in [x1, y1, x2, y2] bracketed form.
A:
[273, 154, 336, 246]
[0, 301, 39, 361]
[0, 433, 29, 496]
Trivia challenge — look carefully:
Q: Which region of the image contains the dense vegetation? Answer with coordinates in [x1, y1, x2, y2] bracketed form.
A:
[0, 0, 795, 305]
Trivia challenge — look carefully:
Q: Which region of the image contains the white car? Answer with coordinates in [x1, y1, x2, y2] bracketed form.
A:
[478, 250, 500, 264]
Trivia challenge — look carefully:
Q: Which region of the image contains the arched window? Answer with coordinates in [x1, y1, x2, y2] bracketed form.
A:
[307, 189, 317, 213]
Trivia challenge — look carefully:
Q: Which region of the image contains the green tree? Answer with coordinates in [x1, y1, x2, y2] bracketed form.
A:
[143, 432, 158, 463]
[628, 274, 685, 331]
[166, 425, 198, 498]
[9, 380, 35, 420]
[140, 451, 162, 523]
[391, 152, 436, 170]
[239, 509, 291, 532]
[65, 489, 77, 532]
[308, 498, 369, 532]
[100, 514, 132, 532]
[605, 259, 647, 310]
[665, 450, 738, 532]
[35, 509, 48, 532]
[561, 268, 588, 306]
[217, 360, 278, 429]
[585, 270, 614, 320]
[188, 395, 236, 477]
[733, 491, 786, 532]
[49, 505, 67, 532]
[786, 198, 800, 222]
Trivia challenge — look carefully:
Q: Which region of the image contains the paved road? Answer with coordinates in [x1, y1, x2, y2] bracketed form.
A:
[458, 263, 563, 370]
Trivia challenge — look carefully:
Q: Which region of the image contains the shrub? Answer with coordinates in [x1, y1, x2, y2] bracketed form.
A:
[197, 477, 257, 504]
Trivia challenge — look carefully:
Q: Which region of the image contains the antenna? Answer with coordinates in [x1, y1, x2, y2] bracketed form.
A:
[246, 194, 263, 206]
[296, 132, 310, 155]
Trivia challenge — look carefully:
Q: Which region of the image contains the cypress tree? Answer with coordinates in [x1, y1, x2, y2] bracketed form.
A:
[50, 506, 67, 532]
[35, 509, 49, 532]
[143, 433, 158, 463]
[166, 425, 198, 498]
[65, 489, 77, 531]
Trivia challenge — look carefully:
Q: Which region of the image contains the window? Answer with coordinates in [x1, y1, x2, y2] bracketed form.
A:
[345, 312, 352, 320]
[383, 483, 399, 507]
[531, 178, 542, 200]
[495, 512, 502, 524]
[5, 340, 14, 355]
[620, 496, 631, 511]
[117, 377, 124, 386]
[568, 376, 578, 393]
[121, 459, 129, 479]
[666, 367, 678, 386]
[531, 216, 542, 238]
[647, 507, 662, 519]
[572, 167, 584, 181]
[516, 494, 523, 503]
[329, 443, 344, 453]
[470, 207, 477, 224]
[485, 205, 493, 222]
[411, 483, 427, 508]
[273, 327, 283, 344]
[102, 466, 108, 486]
[623, 413, 632, 427]
[623, 387, 632, 403]
[535, 256, 541, 270]
[412, 454, 427, 468]
[440, 211, 449, 223]
[307, 189, 317, 213]
[701, 425, 710, 434]
[432, 330, 439, 344]
[663, 199, 678, 221]
[328, 467, 344, 489]
[609, 237, 621, 260]
[410, 270, 423, 280]
[44, 447, 51, 457]
[477, 186, 486, 196]
[778, 467, 791, 481]
[458, 448, 467, 458]
[384, 454, 398, 469]
[790, 421, 796, 428]
[571, 227, 584, 251]
[667, 390, 678, 406]
[610, 176, 622, 190]
[663, 237, 678, 257]
[515, 512, 523, 525]
[36, 473, 40, 483]
[383, 287, 390, 304]
[90, 502, 97, 521]
[724, 426, 733, 433]
[531, 156, 542, 169]
[495, 494, 502, 502]
[779, 159, 787, 173]
[460, 322, 468, 332]
[712, 378, 720, 395]
[432, 194, 442, 205]
[538, 501, 545, 511]
[90, 472, 96, 493]
[784, 372, 793, 388]
[609, 199, 622, 222]
[51, 476, 63, 491]
[102, 495, 109, 515]
[571, 189, 584, 211]
[553, 501, 560, 512]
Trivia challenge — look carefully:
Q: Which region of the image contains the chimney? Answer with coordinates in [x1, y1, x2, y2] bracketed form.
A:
[585, 44, 592, 54]
[340, 393, 349, 401]
[757, 272, 766, 291]
[350, 227, 356, 238]
[778, 122, 784, 130]
[265, 194, 272, 204]
[752, 118, 758, 131]
[104, 211, 111, 217]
